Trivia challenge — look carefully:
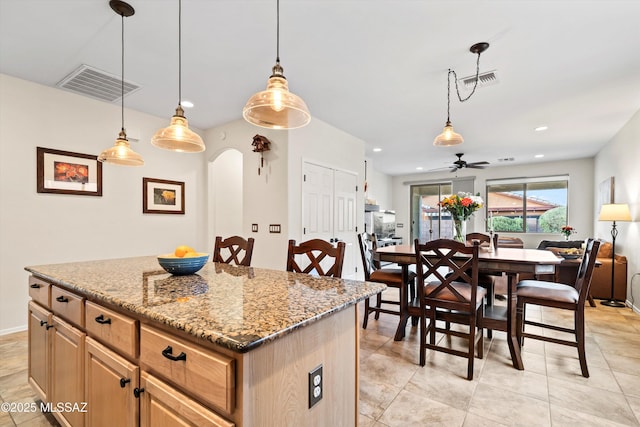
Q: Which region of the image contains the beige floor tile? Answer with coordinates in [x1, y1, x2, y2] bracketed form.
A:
[359, 377, 402, 421]
[548, 376, 637, 425]
[378, 389, 467, 427]
[360, 353, 418, 389]
[406, 365, 478, 411]
[357, 413, 376, 427]
[545, 354, 622, 393]
[549, 404, 636, 427]
[626, 395, 640, 424]
[468, 383, 551, 426]
[613, 370, 640, 398]
[603, 353, 640, 376]
[480, 357, 549, 401]
[462, 412, 509, 427]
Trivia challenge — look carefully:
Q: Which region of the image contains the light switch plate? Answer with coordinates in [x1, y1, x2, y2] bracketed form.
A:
[269, 224, 281, 233]
[252, 224, 258, 232]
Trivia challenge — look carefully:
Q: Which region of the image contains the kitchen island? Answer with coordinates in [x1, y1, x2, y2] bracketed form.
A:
[25, 256, 385, 427]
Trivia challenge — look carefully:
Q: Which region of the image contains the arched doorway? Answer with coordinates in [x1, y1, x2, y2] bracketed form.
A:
[208, 149, 243, 252]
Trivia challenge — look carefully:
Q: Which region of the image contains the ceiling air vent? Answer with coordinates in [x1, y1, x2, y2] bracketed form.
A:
[458, 70, 499, 90]
[56, 64, 140, 102]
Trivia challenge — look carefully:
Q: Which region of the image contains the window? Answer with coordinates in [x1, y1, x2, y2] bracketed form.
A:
[486, 176, 569, 233]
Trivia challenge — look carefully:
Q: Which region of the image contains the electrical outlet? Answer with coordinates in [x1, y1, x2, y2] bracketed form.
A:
[308, 364, 323, 408]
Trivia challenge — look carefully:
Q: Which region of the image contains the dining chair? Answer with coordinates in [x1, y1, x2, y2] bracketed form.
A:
[414, 239, 485, 380]
[286, 239, 346, 278]
[212, 235, 255, 266]
[357, 232, 416, 329]
[516, 238, 600, 377]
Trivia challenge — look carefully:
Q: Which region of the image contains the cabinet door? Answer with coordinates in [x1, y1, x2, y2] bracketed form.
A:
[139, 372, 234, 427]
[51, 316, 86, 427]
[85, 337, 139, 427]
[28, 301, 52, 402]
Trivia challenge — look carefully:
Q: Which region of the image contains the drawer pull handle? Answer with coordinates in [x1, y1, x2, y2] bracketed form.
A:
[161, 345, 187, 362]
[46, 324, 54, 330]
[30, 284, 41, 289]
[119, 378, 131, 388]
[95, 314, 112, 325]
[133, 387, 145, 398]
[40, 320, 47, 327]
[55, 296, 69, 303]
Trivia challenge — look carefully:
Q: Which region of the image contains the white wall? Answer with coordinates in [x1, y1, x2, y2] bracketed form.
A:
[594, 109, 640, 309]
[364, 156, 393, 210]
[390, 158, 595, 249]
[0, 74, 208, 334]
[210, 149, 243, 240]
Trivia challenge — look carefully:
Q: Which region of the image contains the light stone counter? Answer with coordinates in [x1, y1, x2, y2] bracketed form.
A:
[25, 256, 386, 353]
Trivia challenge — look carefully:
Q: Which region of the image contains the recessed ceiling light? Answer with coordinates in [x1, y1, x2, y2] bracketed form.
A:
[534, 125, 548, 132]
[181, 100, 194, 108]
[535, 154, 544, 158]
[416, 167, 423, 170]
[373, 148, 382, 152]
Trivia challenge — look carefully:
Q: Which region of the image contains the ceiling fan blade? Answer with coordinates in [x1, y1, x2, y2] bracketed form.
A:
[450, 166, 459, 173]
[467, 161, 490, 166]
[466, 164, 487, 169]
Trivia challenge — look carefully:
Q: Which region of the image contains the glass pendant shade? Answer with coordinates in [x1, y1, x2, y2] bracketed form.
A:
[433, 121, 464, 146]
[98, 130, 144, 166]
[151, 106, 206, 152]
[243, 64, 311, 130]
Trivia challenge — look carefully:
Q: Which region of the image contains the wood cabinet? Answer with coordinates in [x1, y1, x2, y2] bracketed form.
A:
[28, 301, 52, 402]
[85, 337, 139, 427]
[139, 372, 234, 427]
[51, 315, 86, 427]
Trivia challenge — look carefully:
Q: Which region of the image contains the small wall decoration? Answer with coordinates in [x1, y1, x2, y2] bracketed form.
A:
[143, 177, 185, 214]
[36, 147, 102, 196]
[251, 134, 271, 175]
[597, 176, 614, 214]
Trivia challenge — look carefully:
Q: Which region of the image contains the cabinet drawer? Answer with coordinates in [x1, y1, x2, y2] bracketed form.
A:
[140, 325, 235, 415]
[51, 286, 84, 327]
[85, 301, 138, 359]
[29, 276, 51, 308]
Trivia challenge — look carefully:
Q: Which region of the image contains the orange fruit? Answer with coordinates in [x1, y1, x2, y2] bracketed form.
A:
[183, 251, 201, 258]
[174, 245, 195, 258]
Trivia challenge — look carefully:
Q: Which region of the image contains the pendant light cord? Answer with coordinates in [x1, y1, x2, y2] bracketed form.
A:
[178, 0, 182, 107]
[121, 13, 125, 132]
[276, 0, 280, 64]
[450, 51, 482, 103]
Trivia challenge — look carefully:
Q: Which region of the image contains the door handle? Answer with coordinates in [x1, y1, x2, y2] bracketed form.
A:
[55, 296, 69, 303]
[95, 314, 112, 325]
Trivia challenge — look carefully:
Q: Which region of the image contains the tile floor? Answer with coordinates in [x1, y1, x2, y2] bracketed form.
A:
[1, 295, 640, 426]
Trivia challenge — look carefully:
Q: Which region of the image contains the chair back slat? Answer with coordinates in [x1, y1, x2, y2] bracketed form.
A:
[574, 239, 600, 303]
[357, 232, 379, 281]
[213, 235, 255, 266]
[287, 239, 346, 278]
[415, 238, 479, 304]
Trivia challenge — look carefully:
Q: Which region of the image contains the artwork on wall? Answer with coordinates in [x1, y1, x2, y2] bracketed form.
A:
[36, 147, 103, 196]
[143, 177, 185, 214]
[597, 176, 615, 214]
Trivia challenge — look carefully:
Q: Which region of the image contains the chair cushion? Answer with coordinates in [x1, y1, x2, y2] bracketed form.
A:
[370, 268, 416, 285]
[424, 281, 486, 304]
[516, 280, 579, 304]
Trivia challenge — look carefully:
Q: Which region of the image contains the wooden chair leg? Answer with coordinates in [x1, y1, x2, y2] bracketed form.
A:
[419, 309, 427, 366]
[374, 293, 382, 320]
[362, 297, 371, 329]
[516, 299, 525, 347]
[576, 309, 589, 378]
[468, 314, 476, 380]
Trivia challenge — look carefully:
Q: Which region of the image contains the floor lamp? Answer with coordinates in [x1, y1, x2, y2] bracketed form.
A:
[598, 203, 631, 307]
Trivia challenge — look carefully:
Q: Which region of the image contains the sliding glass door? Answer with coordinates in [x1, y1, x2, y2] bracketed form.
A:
[410, 182, 453, 243]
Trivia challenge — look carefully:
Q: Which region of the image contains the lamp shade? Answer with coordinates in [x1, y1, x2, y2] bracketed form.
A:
[243, 74, 311, 130]
[151, 106, 206, 153]
[98, 130, 144, 166]
[598, 203, 632, 222]
[433, 121, 464, 147]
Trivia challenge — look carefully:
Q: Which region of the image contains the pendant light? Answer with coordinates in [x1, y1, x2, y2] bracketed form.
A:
[151, 0, 206, 153]
[243, 0, 310, 129]
[98, 0, 144, 166]
[433, 42, 489, 147]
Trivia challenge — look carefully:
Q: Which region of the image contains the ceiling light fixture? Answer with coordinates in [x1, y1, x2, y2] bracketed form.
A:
[535, 125, 548, 132]
[242, 0, 310, 129]
[433, 42, 489, 147]
[98, 0, 144, 166]
[151, 0, 206, 153]
[373, 148, 382, 152]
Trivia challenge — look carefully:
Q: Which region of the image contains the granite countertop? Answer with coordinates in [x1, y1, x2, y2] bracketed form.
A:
[25, 257, 386, 353]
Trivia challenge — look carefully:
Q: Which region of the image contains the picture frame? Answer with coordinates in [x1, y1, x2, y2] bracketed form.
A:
[143, 177, 185, 214]
[36, 147, 102, 196]
[597, 176, 614, 214]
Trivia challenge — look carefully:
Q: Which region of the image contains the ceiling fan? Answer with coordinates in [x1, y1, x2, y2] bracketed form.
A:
[449, 153, 489, 172]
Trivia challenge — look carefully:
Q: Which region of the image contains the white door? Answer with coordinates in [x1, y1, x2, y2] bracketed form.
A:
[303, 162, 358, 279]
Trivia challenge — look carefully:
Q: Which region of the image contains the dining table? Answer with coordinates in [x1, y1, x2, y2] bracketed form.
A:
[374, 244, 563, 370]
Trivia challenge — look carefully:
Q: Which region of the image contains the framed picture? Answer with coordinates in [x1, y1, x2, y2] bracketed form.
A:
[597, 176, 614, 214]
[36, 147, 102, 196]
[143, 177, 185, 214]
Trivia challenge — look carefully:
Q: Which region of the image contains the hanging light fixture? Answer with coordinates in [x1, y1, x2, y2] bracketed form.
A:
[433, 42, 489, 147]
[242, 0, 310, 129]
[98, 0, 144, 166]
[151, 0, 206, 153]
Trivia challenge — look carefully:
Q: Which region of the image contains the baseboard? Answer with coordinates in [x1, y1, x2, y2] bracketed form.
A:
[0, 325, 28, 336]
